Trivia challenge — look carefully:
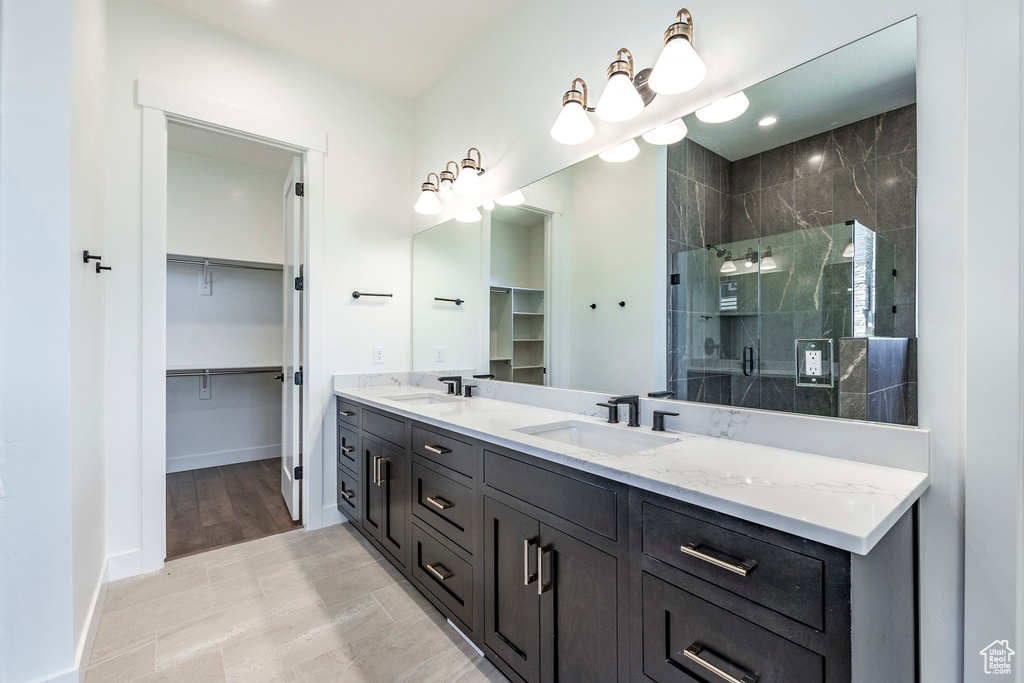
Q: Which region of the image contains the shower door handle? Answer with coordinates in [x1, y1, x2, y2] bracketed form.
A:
[743, 346, 755, 376]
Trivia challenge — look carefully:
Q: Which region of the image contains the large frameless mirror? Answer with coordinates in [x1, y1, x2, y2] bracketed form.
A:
[413, 17, 918, 425]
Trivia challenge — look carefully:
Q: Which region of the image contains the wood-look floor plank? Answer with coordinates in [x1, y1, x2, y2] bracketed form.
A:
[203, 520, 244, 548]
[242, 459, 300, 532]
[229, 491, 279, 539]
[167, 504, 206, 559]
[194, 468, 235, 527]
[220, 464, 256, 496]
[167, 470, 198, 512]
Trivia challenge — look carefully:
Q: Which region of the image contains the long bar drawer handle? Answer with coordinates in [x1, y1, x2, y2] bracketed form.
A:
[426, 562, 453, 581]
[426, 496, 452, 510]
[679, 543, 757, 577]
[377, 457, 387, 487]
[683, 645, 758, 683]
[537, 545, 552, 595]
[340, 489, 355, 499]
[523, 538, 537, 585]
[340, 410, 356, 417]
[341, 445, 355, 453]
[424, 444, 452, 455]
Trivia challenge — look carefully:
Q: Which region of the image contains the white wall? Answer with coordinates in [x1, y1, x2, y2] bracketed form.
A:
[412, 2, 968, 680]
[105, 0, 413, 573]
[490, 217, 544, 289]
[167, 150, 286, 264]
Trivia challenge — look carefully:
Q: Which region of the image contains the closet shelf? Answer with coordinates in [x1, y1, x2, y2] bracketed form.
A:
[512, 312, 544, 316]
[166, 365, 283, 378]
[513, 338, 544, 342]
[513, 365, 544, 371]
[167, 254, 284, 272]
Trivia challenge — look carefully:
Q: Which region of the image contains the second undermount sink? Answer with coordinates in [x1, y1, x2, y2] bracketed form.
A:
[514, 420, 677, 456]
[382, 392, 464, 406]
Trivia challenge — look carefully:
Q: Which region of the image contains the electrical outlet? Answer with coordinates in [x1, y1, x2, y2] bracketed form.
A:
[373, 346, 385, 364]
[435, 346, 445, 363]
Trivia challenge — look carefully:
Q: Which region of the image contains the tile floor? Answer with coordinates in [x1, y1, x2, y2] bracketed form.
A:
[86, 523, 507, 682]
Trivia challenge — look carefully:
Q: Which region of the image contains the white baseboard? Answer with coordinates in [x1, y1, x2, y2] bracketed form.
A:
[75, 560, 108, 680]
[166, 444, 280, 473]
[106, 549, 143, 582]
[320, 504, 344, 530]
[41, 667, 80, 683]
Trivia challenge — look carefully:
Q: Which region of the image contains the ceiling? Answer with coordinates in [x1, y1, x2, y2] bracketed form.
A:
[683, 18, 917, 161]
[167, 123, 298, 174]
[142, 0, 518, 98]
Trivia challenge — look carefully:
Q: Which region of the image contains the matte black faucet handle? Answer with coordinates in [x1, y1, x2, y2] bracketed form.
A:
[464, 385, 478, 398]
[438, 376, 462, 395]
[596, 402, 620, 424]
[652, 410, 680, 432]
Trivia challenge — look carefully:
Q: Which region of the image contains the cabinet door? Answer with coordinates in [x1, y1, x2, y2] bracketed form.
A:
[538, 525, 619, 683]
[361, 439, 384, 542]
[379, 442, 408, 566]
[484, 498, 542, 683]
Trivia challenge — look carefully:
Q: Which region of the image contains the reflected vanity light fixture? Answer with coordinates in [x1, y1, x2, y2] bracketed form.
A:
[414, 172, 443, 215]
[648, 9, 707, 95]
[642, 118, 688, 145]
[695, 91, 750, 123]
[599, 138, 641, 163]
[439, 161, 459, 200]
[761, 246, 778, 270]
[483, 199, 496, 210]
[551, 78, 597, 145]
[719, 254, 737, 274]
[595, 49, 646, 123]
[456, 207, 482, 223]
[452, 148, 485, 197]
[495, 189, 526, 206]
[842, 240, 856, 258]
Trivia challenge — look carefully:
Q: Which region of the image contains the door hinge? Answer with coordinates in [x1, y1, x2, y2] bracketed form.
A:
[294, 466, 303, 480]
[294, 371, 303, 386]
[670, 273, 681, 285]
[295, 182, 304, 197]
[294, 275, 303, 291]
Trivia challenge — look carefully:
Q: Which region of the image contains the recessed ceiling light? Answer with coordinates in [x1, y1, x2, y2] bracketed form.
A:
[758, 116, 778, 127]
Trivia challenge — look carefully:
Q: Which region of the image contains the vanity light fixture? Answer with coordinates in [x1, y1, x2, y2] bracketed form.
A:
[719, 253, 737, 274]
[595, 49, 646, 123]
[483, 199, 496, 211]
[452, 148, 485, 197]
[761, 246, 778, 270]
[758, 115, 778, 127]
[456, 207, 483, 223]
[641, 118, 688, 145]
[648, 9, 707, 95]
[439, 161, 459, 200]
[495, 189, 526, 206]
[414, 172, 443, 215]
[743, 247, 758, 268]
[695, 91, 750, 123]
[842, 240, 856, 258]
[551, 78, 597, 145]
[599, 138, 641, 163]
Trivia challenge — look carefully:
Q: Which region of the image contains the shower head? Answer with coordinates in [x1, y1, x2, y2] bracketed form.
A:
[705, 243, 727, 258]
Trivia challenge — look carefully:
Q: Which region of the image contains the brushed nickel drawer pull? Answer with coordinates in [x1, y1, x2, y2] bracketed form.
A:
[340, 410, 356, 417]
[377, 457, 387, 486]
[523, 538, 537, 585]
[341, 445, 355, 453]
[424, 444, 452, 455]
[680, 543, 757, 577]
[340, 489, 355, 499]
[683, 644, 758, 683]
[426, 496, 452, 510]
[426, 562, 453, 581]
[537, 545, 552, 595]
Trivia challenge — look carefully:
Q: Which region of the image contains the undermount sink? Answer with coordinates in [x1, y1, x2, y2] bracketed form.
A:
[514, 420, 677, 456]
[382, 392, 464, 406]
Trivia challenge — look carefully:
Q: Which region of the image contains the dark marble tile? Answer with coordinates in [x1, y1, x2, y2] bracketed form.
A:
[732, 154, 761, 195]
[760, 375, 795, 413]
[794, 131, 843, 178]
[821, 306, 852, 341]
[877, 150, 917, 231]
[867, 385, 906, 425]
[702, 188, 723, 248]
[795, 385, 836, 417]
[907, 338, 918, 383]
[760, 182, 796, 237]
[705, 150, 724, 194]
[667, 170, 687, 243]
[687, 140, 708, 186]
[760, 144, 795, 187]
[794, 172, 834, 229]
[720, 158, 733, 198]
[838, 338, 868, 394]
[905, 382, 918, 426]
[667, 138, 688, 176]
[822, 262, 853, 310]
[894, 304, 917, 339]
[875, 103, 917, 158]
[867, 337, 908, 392]
[682, 178, 701, 246]
[760, 312, 796, 362]
[759, 264, 796, 313]
[732, 375, 759, 409]
[728, 192, 760, 242]
[833, 116, 878, 167]
[839, 391, 867, 421]
[893, 243, 917, 307]
[723, 315, 758, 356]
[794, 310, 825, 339]
[833, 161, 877, 228]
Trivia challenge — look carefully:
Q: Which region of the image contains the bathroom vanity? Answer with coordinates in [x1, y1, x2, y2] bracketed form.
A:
[334, 384, 927, 683]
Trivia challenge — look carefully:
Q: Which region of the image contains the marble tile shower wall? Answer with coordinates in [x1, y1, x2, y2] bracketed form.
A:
[667, 104, 918, 418]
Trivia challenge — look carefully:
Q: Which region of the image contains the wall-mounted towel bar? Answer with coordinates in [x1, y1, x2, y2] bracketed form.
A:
[166, 256, 283, 273]
[352, 291, 393, 299]
[435, 297, 464, 305]
[166, 366, 283, 378]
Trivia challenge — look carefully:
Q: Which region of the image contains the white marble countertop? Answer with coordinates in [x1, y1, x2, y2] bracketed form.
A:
[334, 383, 929, 555]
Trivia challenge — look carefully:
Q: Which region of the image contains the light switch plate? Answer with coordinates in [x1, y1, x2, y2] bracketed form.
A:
[373, 346, 384, 364]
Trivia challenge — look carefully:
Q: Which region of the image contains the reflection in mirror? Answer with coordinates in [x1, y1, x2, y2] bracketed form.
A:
[413, 17, 917, 425]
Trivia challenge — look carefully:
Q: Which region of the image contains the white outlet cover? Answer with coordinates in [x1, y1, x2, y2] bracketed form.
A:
[435, 346, 445, 362]
[373, 346, 384, 364]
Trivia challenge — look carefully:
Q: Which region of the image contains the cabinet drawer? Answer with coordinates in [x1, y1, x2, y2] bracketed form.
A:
[364, 409, 405, 449]
[411, 425, 475, 479]
[643, 572, 823, 683]
[643, 502, 824, 630]
[411, 522, 473, 628]
[337, 399, 360, 429]
[337, 467, 360, 523]
[412, 463, 475, 553]
[337, 424, 359, 473]
[484, 450, 617, 540]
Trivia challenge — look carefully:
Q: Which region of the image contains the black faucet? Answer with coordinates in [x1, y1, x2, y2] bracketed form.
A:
[438, 376, 463, 396]
[608, 395, 641, 427]
[647, 390, 675, 399]
[652, 410, 679, 432]
[596, 402, 620, 424]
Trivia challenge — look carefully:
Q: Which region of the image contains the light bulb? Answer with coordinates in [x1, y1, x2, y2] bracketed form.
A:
[439, 179, 454, 200]
[599, 139, 640, 163]
[456, 208, 482, 223]
[649, 37, 707, 95]
[452, 167, 483, 197]
[483, 199, 495, 211]
[596, 72, 644, 123]
[695, 91, 750, 124]
[551, 100, 595, 145]
[642, 118, 688, 146]
[761, 248, 778, 271]
[842, 241, 855, 258]
[495, 189, 525, 206]
[758, 116, 778, 127]
[720, 259, 737, 274]
[414, 188, 442, 215]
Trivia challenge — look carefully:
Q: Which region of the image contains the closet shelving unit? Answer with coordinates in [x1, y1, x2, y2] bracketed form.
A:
[490, 286, 546, 385]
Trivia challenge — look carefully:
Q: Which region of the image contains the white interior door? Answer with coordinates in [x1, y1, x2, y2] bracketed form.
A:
[281, 157, 302, 520]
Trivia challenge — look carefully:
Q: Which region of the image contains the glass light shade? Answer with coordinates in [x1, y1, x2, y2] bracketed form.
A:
[414, 189, 442, 215]
[439, 180, 454, 200]
[495, 189, 525, 206]
[648, 37, 707, 95]
[598, 138, 640, 163]
[720, 259, 737, 274]
[551, 101, 595, 145]
[695, 91, 750, 124]
[456, 208, 482, 223]
[483, 199, 495, 211]
[761, 255, 777, 270]
[452, 168, 483, 197]
[842, 241, 855, 258]
[595, 72, 645, 123]
[641, 118, 688, 146]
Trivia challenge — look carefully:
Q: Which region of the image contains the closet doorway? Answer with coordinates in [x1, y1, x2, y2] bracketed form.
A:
[164, 123, 304, 560]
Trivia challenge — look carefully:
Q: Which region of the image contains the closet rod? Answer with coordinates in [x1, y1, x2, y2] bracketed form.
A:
[166, 366, 283, 378]
[167, 257, 283, 273]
